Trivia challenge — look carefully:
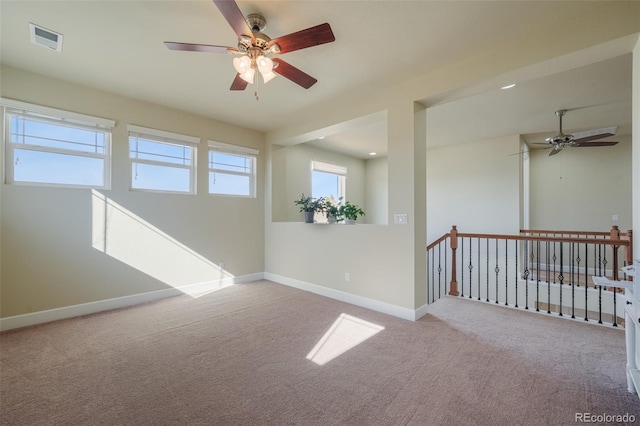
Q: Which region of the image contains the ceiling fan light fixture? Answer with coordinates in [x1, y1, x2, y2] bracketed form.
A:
[257, 56, 274, 74]
[233, 56, 251, 74]
[239, 68, 255, 84]
[261, 70, 277, 83]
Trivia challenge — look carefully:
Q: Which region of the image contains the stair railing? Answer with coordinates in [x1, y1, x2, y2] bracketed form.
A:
[426, 225, 632, 327]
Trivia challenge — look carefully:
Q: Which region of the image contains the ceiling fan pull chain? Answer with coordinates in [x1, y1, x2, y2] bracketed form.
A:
[253, 67, 258, 100]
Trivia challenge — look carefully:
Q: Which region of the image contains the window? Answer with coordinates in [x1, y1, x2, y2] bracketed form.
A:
[208, 141, 258, 197]
[312, 160, 346, 200]
[128, 125, 198, 194]
[3, 98, 114, 188]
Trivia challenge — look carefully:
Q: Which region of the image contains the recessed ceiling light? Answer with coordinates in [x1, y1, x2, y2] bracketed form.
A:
[318, 136, 325, 140]
[369, 152, 377, 156]
[500, 83, 516, 90]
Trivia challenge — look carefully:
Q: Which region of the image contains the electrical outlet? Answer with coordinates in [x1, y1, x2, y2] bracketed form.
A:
[612, 214, 619, 222]
[345, 273, 350, 282]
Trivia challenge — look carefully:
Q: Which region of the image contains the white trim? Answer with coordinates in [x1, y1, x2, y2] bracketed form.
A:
[128, 124, 200, 146]
[208, 140, 259, 156]
[312, 160, 347, 176]
[265, 272, 417, 321]
[5, 108, 112, 189]
[1, 97, 115, 128]
[414, 303, 430, 320]
[0, 273, 264, 331]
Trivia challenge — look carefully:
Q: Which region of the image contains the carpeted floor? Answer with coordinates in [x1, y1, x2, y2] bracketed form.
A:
[1, 280, 639, 425]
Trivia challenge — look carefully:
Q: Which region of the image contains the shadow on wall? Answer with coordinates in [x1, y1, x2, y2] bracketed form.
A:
[91, 190, 233, 298]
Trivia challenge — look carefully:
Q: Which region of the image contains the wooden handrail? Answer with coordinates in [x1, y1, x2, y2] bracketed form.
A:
[521, 226, 631, 238]
[427, 226, 633, 294]
[457, 232, 629, 246]
[426, 233, 450, 251]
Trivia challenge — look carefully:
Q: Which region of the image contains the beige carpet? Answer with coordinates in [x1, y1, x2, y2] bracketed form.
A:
[1, 280, 639, 425]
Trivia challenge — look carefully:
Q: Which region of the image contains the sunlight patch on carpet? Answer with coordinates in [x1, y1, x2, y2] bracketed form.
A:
[306, 313, 384, 366]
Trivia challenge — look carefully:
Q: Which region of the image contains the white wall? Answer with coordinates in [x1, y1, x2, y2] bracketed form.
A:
[365, 156, 388, 225]
[0, 66, 265, 318]
[529, 135, 633, 232]
[426, 135, 522, 243]
[271, 143, 388, 225]
[271, 143, 366, 222]
[265, 100, 422, 313]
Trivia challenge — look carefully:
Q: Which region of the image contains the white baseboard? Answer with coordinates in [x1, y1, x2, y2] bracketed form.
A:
[0, 273, 264, 332]
[264, 272, 421, 321]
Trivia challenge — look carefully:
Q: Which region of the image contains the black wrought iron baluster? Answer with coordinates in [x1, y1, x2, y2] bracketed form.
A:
[552, 237, 557, 284]
[434, 243, 442, 300]
[602, 243, 608, 280]
[598, 243, 602, 278]
[445, 239, 449, 296]
[613, 285, 618, 327]
[558, 242, 564, 317]
[505, 239, 509, 306]
[477, 238, 481, 301]
[495, 238, 500, 304]
[571, 242, 576, 319]
[536, 241, 540, 312]
[584, 242, 589, 321]
[486, 239, 490, 302]
[546, 241, 551, 314]
[515, 239, 519, 308]
[598, 283, 603, 324]
[524, 241, 531, 310]
[575, 247, 581, 288]
[461, 238, 465, 298]
[468, 237, 473, 299]
[427, 247, 431, 304]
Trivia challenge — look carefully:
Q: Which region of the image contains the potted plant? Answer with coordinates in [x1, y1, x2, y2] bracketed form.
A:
[340, 201, 365, 224]
[324, 196, 344, 223]
[294, 194, 325, 223]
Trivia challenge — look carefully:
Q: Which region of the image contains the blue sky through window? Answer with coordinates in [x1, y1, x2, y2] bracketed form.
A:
[129, 136, 194, 193]
[9, 116, 107, 187]
[312, 170, 341, 200]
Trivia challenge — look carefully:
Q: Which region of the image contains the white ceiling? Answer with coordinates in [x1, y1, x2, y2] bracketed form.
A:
[0, 1, 635, 158]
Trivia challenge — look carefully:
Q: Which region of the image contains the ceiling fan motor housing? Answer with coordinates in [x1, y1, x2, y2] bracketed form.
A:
[237, 14, 279, 54]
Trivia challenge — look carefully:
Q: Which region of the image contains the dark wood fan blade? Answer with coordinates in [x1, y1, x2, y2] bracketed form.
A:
[164, 41, 235, 54]
[574, 141, 618, 147]
[230, 74, 249, 91]
[213, 0, 254, 38]
[572, 126, 617, 144]
[272, 59, 317, 89]
[508, 147, 549, 156]
[549, 147, 563, 156]
[269, 23, 335, 54]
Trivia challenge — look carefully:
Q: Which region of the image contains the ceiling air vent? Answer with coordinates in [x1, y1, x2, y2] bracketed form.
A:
[29, 23, 63, 52]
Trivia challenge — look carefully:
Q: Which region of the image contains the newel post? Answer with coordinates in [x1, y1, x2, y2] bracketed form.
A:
[611, 225, 620, 281]
[449, 225, 459, 296]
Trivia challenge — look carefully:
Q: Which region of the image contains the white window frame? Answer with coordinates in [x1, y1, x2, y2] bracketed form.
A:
[2, 98, 114, 189]
[128, 124, 199, 195]
[208, 141, 258, 198]
[312, 160, 347, 200]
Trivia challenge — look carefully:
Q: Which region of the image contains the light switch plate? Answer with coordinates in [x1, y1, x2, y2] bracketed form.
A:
[394, 214, 408, 224]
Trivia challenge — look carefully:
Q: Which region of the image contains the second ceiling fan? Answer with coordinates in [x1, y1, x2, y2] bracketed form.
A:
[164, 0, 335, 96]
[535, 110, 619, 156]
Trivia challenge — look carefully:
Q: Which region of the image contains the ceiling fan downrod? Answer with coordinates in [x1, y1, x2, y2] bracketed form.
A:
[547, 109, 574, 145]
